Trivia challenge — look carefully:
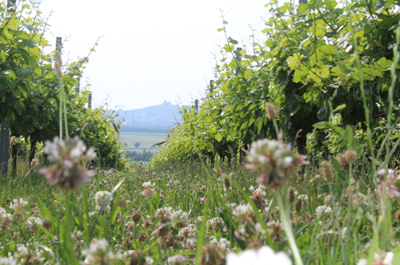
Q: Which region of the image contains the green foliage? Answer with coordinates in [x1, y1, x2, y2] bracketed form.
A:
[155, 0, 400, 164]
[0, 2, 126, 169]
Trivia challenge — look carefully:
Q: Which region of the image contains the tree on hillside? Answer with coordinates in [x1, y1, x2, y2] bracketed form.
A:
[135, 142, 141, 148]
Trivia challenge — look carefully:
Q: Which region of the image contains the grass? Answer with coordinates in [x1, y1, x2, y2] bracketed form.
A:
[1, 154, 399, 264]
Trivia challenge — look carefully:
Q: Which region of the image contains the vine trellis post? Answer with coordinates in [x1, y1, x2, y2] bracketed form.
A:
[0, 0, 17, 177]
[231, 47, 242, 161]
[0, 119, 10, 177]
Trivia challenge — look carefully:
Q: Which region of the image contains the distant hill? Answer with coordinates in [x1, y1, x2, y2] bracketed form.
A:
[115, 100, 182, 132]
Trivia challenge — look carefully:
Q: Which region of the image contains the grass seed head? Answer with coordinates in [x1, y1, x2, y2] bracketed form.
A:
[266, 102, 276, 119]
[321, 160, 333, 181]
[344, 150, 357, 164]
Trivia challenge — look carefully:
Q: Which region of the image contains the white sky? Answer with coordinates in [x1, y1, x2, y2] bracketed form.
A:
[33, 0, 276, 110]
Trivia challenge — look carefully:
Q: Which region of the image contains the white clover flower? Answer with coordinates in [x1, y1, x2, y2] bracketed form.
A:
[226, 246, 292, 265]
[94, 191, 112, 210]
[357, 252, 393, 265]
[167, 255, 185, 264]
[142, 181, 154, 188]
[170, 210, 188, 223]
[210, 236, 230, 253]
[0, 256, 17, 265]
[26, 217, 43, 227]
[182, 237, 197, 250]
[145, 257, 154, 264]
[82, 239, 121, 265]
[316, 205, 332, 218]
[10, 198, 27, 210]
[233, 204, 254, 217]
[246, 139, 308, 190]
[0, 207, 6, 218]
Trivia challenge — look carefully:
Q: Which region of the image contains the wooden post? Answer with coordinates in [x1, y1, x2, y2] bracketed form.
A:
[194, 99, 199, 114]
[0, 119, 10, 176]
[1, 0, 17, 176]
[235, 47, 242, 76]
[209, 80, 214, 94]
[88, 92, 92, 109]
[56, 37, 62, 53]
[76, 77, 80, 94]
[231, 47, 243, 163]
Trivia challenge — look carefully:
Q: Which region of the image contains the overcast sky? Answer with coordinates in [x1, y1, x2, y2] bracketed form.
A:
[32, 0, 276, 110]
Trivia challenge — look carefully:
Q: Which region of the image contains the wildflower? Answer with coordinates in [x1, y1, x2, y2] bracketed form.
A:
[268, 221, 284, 243]
[266, 102, 276, 119]
[132, 210, 142, 223]
[30, 159, 38, 167]
[337, 152, 349, 171]
[127, 250, 152, 265]
[321, 161, 333, 181]
[82, 239, 121, 265]
[54, 61, 63, 77]
[42, 217, 52, 229]
[210, 237, 230, 253]
[155, 207, 173, 223]
[40, 137, 96, 190]
[207, 217, 224, 232]
[357, 251, 393, 265]
[0, 256, 17, 265]
[316, 205, 332, 218]
[246, 139, 308, 190]
[15, 244, 45, 264]
[226, 246, 292, 265]
[171, 210, 188, 228]
[142, 182, 156, 198]
[232, 204, 254, 218]
[167, 255, 185, 264]
[377, 169, 400, 198]
[10, 198, 27, 211]
[155, 223, 169, 237]
[94, 191, 112, 211]
[9, 136, 16, 145]
[55, 51, 62, 65]
[117, 196, 127, 207]
[288, 187, 296, 202]
[199, 243, 224, 265]
[26, 216, 43, 231]
[344, 150, 357, 164]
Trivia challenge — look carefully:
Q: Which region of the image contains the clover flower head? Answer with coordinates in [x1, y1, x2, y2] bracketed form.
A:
[377, 168, 400, 199]
[226, 245, 292, 265]
[10, 198, 27, 210]
[94, 191, 112, 211]
[82, 239, 121, 265]
[246, 139, 308, 190]
[40, 137, 95, 190]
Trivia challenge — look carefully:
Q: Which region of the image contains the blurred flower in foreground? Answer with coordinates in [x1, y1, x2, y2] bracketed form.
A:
[39, 136, 96, 190]
[0, 256, 17, 265]
[82, 239, 121, 265]
[377, 169, 400, 199]
[357, 251, 393, 265]
[142, 181, 156, 198]
[226, 246, 292, 265]
[246, 139, 308, 190]
[94, 191, 112, 211]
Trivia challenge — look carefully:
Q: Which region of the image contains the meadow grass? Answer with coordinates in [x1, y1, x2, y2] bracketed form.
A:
[0, 152, 399, 264]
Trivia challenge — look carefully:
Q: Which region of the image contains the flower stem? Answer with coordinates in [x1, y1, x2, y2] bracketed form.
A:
[276, 191, 303, 265]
